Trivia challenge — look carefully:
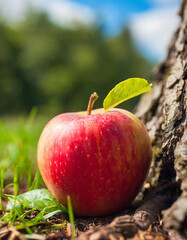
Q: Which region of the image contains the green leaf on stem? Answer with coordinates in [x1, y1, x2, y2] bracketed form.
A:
[103, 78, 152, 112]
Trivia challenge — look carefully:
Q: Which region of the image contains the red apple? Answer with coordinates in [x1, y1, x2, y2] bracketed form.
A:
[37, 105, 152, 216]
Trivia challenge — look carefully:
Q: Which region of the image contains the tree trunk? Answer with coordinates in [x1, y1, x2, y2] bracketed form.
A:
[77, 1, 187, 239]
[135, 0, 187, 238]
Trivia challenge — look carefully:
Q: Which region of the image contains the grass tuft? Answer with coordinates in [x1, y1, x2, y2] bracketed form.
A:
[0, 110, 77, 237]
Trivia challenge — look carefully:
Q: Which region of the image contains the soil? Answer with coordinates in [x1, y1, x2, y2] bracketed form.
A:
[0, 182, 177, 240]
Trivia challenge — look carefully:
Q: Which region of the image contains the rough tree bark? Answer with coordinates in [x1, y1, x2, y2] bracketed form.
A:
[77, 1, 187, 239]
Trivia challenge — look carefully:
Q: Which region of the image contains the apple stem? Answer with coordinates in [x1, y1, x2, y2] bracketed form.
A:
[87, 92, 99, 115]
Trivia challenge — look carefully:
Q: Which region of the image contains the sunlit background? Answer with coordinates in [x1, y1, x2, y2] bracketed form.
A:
[0, 0, 180, 115]
[0, 0, 181, 179]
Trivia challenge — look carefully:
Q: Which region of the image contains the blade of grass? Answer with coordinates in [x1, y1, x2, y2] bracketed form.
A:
[23, 222, 33, 235]
[39, 222, 67, 233]
[14, 165, 19, 197]
[0, 212, 10, 222]
[9, 209, 17, 225]
[29, 168, 41, 191]
[30, 211, 46, 224]
[0, 168, 5, 213]
[67, 196, 75, 240]
[25, 107, 38, 131]
[27, 163, 33, 190]
[43, 209, 61, 220]
[30, 205, 62, 224]
[4, 183, 14, 190]
[17, 209, 36, 221]
[15, 221, 50, 230]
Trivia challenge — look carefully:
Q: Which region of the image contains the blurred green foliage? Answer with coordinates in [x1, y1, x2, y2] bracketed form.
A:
[0, 12, 153, 116]
[0, 108, 42, 183]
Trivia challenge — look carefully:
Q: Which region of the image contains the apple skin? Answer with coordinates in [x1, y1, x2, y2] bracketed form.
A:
[37, 108, 152, 216]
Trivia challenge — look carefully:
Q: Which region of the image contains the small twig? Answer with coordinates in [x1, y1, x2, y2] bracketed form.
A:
[0, 227, 26, 240]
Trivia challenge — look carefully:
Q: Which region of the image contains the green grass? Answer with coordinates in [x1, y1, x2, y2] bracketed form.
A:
[0, 109, 50, 185]
[67, 196, 75, 240]
[0, 110, 75, 237]
[0, 169, 5, 213]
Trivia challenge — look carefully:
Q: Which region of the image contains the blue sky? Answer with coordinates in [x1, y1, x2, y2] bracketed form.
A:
[68, 0, 153, 35]
[0, 0, 181, 61]
[73, 0, 180, 34]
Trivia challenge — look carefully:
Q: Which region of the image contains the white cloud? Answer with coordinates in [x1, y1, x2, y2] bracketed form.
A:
[0, 0, 29, 22]
[33, 0, 96, 27]
[0, 0, 96, 27]
[0, 0, 181, 61]
[150, 0, 180, 4]
[130, 6, 180, 61]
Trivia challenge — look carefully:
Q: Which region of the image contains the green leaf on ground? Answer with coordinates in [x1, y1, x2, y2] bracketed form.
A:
[6, 188, 67, 214]
[103, 78, 152, 112]
[0, 189, 68, 235]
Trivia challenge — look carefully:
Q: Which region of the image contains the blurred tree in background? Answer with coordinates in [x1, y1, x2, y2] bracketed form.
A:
[0, 11, 153, 116]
